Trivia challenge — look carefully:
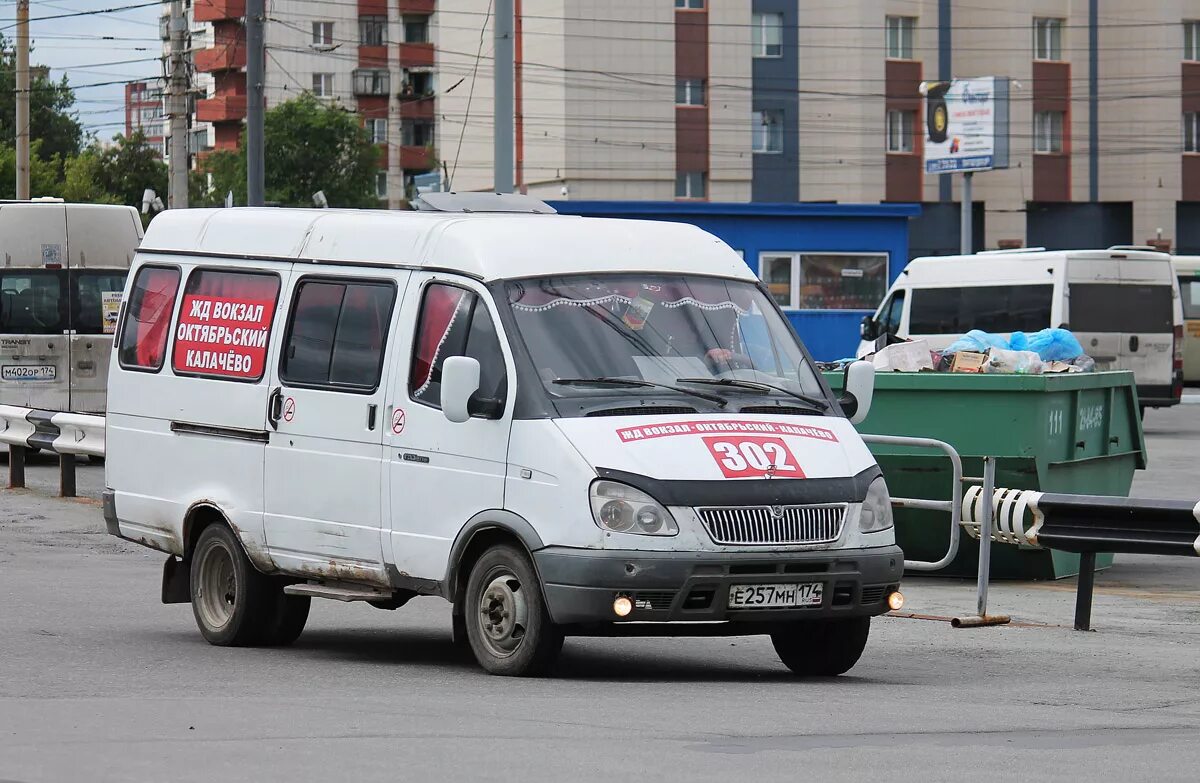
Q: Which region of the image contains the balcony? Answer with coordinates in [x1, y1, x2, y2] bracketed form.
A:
[399, 94, 435, 120]
[397, 0, 436, 13]
[353, 69, 390, 97]
[195, 40, 247, 72]
[400, 145, 436, 171]
[196, 94, 247, 123]
[398, 42, 434, 68]
[194, 0, 246, 23]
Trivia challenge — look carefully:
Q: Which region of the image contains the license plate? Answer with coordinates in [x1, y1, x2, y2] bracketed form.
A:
[1, 364, 56, 381]
[728, 582, 823, 609]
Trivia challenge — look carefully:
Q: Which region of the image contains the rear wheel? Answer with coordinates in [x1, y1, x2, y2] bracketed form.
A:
[771, 617, 871, 677]
[464, 544, 562, 676]
[190, 524, 307, 646]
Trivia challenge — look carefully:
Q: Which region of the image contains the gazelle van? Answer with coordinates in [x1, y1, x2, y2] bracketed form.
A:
[0, 200, 143, 413]
[859, 247, 1184, 410]
[104, 195, 903, 677]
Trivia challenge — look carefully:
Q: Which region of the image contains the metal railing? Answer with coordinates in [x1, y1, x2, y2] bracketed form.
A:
[0, 405, 105, 497]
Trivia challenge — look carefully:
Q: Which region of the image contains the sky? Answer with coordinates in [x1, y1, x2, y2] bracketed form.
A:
[3, 0, 164, 141]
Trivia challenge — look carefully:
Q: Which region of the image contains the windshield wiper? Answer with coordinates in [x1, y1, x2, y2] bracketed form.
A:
[552, 377, 727, 407]
[674, 378, 829, 411]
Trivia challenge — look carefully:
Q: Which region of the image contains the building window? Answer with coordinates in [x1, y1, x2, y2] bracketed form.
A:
[1186, 112, 1200, 152]
[360, 15, 386, 46]
[312, 21, 333, 47]
[676, 78, 705, 106]
[403, 16, 429, 43]
[675, 171, 706, 199]
[1034, 17, 1063, 60]
[312, 73, 334, 98]
[885, 16, 915, 59]
[367, 117, 387, 144]
[376, 171, 388, 199]
[1186, 21, 1200, 61]
[675, 0, 704, 8]
[752, 109, 783, 153]
[759, 253, 888, 311]
[353, 69, 390, 96]
[404, 70, 434, 97]
[1034, 110, 1064, 153]
[403, 121, 434, 147]
[886, 109, 915, 152]
[751, 12, 782, 58]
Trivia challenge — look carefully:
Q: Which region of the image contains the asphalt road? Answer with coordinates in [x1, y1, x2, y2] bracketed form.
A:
[2, 407, 1200, 781]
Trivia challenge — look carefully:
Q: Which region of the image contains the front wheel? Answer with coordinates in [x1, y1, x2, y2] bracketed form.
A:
[771, 617, 871, 677]
[464, 544, 562, 676]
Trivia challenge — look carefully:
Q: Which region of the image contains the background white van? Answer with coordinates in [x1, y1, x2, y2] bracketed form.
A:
[859, 247, 1184, 409]
[0, 200, 143, 413]
[1172, 255, 1200, 384]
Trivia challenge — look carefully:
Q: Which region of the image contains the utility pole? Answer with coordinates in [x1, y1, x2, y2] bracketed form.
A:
[167, 0, 189, 208]
[15, 0, 30, 200]
[246, 0, 265, 206]
[493, 0, 514, 194]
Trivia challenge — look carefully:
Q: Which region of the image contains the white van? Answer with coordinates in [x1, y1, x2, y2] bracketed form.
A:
[1171, 255, 1200, 383]
[0, 200, 143, 413]
[859, 247, 1184, 409]
[104, 196, 902, 677]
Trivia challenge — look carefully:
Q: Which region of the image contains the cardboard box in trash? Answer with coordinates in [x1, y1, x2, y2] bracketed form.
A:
[871, 340, 934, 372]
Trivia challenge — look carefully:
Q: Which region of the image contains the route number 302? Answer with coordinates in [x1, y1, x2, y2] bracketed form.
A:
[701, 435, 806, 479]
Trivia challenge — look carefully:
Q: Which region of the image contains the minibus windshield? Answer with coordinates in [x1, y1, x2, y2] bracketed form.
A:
[504, 274, 826, 405]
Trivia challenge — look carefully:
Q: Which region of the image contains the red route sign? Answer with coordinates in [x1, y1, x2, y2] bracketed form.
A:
[172, 295, 276, 379]
[702, 435, 806, 479]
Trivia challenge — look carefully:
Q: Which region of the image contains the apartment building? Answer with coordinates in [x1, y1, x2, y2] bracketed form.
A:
[168, 0, 438, 206]
[123, 81, 166, 156]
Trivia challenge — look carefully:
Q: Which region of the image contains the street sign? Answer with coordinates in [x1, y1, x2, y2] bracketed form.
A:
[923, 77, 1009, 175]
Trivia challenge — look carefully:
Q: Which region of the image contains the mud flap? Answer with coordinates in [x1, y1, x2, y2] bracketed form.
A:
[162, 556, 190, 604]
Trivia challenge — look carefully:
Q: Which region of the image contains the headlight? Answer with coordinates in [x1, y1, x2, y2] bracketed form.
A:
[589, 480, 678, 536]
[859, 477, 894, 533]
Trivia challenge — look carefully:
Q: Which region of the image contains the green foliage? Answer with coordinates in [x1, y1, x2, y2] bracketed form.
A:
[0, 33, 84, 160]
[0, 140, 66, 198]
[61, 149, 119, 204]
[197, 149, 244, 206]
[91, 132, 168, 208]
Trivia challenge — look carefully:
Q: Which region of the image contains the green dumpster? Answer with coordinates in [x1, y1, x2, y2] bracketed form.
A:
[824, 370, 1146, 580]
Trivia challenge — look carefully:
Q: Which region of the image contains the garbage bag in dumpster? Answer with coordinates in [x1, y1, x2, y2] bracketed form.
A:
[824, 370, 1145, 579]
[1025, 328, 1084, 362]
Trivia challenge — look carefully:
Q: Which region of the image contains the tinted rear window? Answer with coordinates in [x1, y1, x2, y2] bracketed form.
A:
[908, 284, 1053, 334]
[1070, 283, 1173, 333]
[0, 270, 65, 334]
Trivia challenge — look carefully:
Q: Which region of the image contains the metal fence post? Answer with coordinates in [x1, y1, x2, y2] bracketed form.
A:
[8, 444, 25, 489]
[59, 453, 76, 498]
[976, 456, 995, 616]
[1074, 551, 1097, 631]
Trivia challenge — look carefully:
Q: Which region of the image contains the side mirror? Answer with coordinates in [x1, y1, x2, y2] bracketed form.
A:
[839, 360, 875, 424]
[860, 315, 880, 341]
[441, 356, 481, 423]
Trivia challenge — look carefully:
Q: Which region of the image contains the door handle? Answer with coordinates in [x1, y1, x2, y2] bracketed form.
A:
[1129, 335, 1139, 352]
[367, 403, 377, 430]
[267, 387, 282, 430]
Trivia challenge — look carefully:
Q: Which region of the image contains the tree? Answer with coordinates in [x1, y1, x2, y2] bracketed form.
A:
[61, 149, 119, 204]
[196, 94, 381, 208]
[0, 33, 84, 161]
[92, 132, 168, 209]
[0, 140, 65, 198]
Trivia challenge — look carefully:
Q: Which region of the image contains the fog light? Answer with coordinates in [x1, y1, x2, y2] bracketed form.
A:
[613, 595, 633, 617]
[886, 591, 905, 611]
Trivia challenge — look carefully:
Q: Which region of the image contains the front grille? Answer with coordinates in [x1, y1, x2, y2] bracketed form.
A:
[632, 591, 676, 610]
[696, 504, 846, 546]
[861, 585, 887, 605]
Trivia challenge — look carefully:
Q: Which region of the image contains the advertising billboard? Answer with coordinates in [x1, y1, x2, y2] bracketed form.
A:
[923, 77, 1009, 174]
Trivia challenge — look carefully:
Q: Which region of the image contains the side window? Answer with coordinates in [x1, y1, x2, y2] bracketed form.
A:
[117, 265, 180, 372]
[72, 271, 128, 335]
[280, 278, 396, 391]
[881, 289, 905, 334]
[172, 268, 281, 381]
[410, 283, 508, 414]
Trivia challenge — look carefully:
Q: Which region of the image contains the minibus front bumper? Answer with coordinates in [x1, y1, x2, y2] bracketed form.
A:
[533, 544, 904, 628]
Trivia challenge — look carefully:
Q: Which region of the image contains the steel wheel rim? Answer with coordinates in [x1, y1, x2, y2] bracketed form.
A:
[196, 541, 237, 631]
[477, 568, 529, 659]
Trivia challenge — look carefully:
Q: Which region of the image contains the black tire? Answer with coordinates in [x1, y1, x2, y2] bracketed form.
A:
[771, 617, 871, 677]
[463, 544, 562, 676]
[927, 98, 949, 143]
[190, 524, 280, 646]
[257, 587, 311, 647]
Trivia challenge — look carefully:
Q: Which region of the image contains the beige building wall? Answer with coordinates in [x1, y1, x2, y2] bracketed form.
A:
[708, 2, 752, 202]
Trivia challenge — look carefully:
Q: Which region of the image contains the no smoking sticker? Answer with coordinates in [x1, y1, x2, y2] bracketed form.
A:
[391, 408, 406, 435]
[282, 397, 296, 422]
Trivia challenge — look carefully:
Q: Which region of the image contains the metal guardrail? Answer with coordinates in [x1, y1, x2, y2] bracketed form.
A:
[962, 488, 1200, 630]
[0, 405, 105, 497]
